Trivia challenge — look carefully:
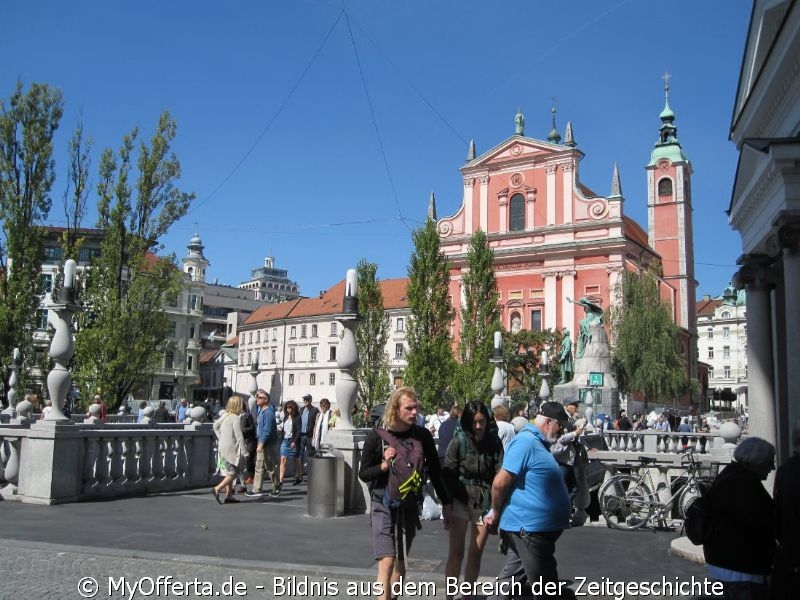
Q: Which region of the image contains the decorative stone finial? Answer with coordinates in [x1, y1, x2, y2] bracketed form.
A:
[610, 162, 623, 199]
[564, 121, 576, 148]
[427, 191, 437, 221]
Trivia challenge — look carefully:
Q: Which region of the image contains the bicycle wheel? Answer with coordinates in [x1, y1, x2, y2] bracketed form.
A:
[600, 475, 654, 530]
[677, 477, 713, 520]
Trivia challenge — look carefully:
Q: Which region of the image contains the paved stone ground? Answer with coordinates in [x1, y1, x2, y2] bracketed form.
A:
[0, 485, 712, 599]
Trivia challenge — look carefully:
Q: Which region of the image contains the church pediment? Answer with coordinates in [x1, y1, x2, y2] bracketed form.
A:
[463, 135, 570, 171]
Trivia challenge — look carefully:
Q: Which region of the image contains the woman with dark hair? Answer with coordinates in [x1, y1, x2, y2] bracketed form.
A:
[277, 400, 303, 493]
[442, 400, 504, 599]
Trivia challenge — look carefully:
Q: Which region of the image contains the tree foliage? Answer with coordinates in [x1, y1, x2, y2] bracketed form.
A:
[73, 112, 194, 409]
[610, 268, 687, 405]
[0, 82, 63, 396]
[354, 259, 391, 424]
[405, 218, 455, 414]
[502, 328, 562, 406]
[452, 229, 500, 402]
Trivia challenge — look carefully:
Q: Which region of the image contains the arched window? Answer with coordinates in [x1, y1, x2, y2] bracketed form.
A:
[509, 194, 525, 231]
[657, 178, 673, 199]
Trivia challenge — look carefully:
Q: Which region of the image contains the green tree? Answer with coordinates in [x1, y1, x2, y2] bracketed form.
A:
[405, 218, 455, 414]
[60, 116, 92, 262]
[452, 229, 500, 402]
[0, 82, 63, 396]
[354, 259, 391, 424]
[502, 328, 562, 407]
[73, 112, 194, 409]
[610, 267, 687, 405]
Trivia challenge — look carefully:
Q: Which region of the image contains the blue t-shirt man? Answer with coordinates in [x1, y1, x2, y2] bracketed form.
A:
[498, 424, 571, 533]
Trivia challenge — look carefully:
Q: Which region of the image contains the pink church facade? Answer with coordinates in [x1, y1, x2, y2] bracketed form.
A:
[437, 93, 697, 389]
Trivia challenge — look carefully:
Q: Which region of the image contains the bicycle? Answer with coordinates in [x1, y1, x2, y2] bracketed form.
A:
[598, 448, 712, 531]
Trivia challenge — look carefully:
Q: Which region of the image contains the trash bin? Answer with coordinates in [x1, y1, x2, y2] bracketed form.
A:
[307, 454, 338, 518]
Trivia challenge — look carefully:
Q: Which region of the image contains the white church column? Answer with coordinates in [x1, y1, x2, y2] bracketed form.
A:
[498, 193, 508, 234]
[479, 175, 489, 232]
[464, 177, 474, 232]
[543, 271, 559, 331]
[561, 161, 574, 224]
[560, 270, 576, 338]
[545, 164, 557, 226]
[735, 256, 775, 446]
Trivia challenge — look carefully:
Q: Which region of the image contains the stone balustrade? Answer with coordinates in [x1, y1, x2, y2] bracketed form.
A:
[593, 430, 721, 454]
[0, 421, 217, 505]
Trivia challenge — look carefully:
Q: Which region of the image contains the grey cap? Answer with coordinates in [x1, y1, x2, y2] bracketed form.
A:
[562, 397, 579, 406]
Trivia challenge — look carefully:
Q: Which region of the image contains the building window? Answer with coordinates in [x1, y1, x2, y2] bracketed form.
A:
[301, 325, 307, 338]
[256, 330, 260, 343]
[707, 328, 713, 339]
[708, 367, 714, 378]
[310, 347, 317, 362]
[721, 311, 731, 319]
[165, 351, 174, 369]
[722, 327, 730, 339]
[530, 309, 542, 332]
[272, 328, 277, 341]
[657, 177, 673, 199]
[187, 355, 193, 370]
[396, 318, 404, 332]
[395, 344, 404, 359]
[247, 352, 252, 365]
[190, 295, 199, 310]
[239, 352, 244, 366]
[329, 346, 337, 361]
[289, 374, 294, 386]
[310, 373, 316, 386]
[41, 273, 53, 293]
[289, 348, 296, 362]
[311, 324, 318, 338]
[723, 346, 730, 358]
[330, 323, 338, 336]
[271, 349, 276, 363]
[723, 366, 731, 378]
[708, 347, 714, 359]
[189, 325, 196, 340]
[329, 373, 336, 386]
[290, 326, 296, 339]
[37, 309, 49, 330]
[509, 193, 525, 231]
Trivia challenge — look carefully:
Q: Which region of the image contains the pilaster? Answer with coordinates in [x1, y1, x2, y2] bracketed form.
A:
[779, 224, 800, 458]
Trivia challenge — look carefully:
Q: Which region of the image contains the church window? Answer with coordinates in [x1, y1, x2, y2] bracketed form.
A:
[509, 194, 525, 231]
[657, 177, 673, 200]
[530, 309, 542, 332]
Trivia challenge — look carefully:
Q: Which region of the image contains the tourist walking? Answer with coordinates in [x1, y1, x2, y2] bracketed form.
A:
[299, 394, 319, 471]
[483, 401, 571, 600]
[442, 400, 504, 599]
[312, 397, 333, 452]
[277, 400, 302, 492]
[551, 397, 586, 522]
[211, 396, 248, 505]
[247, 389, 279, 497]
[359, 387, 452, 600]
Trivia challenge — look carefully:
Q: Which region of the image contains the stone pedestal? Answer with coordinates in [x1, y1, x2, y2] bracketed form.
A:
[327, 428, 369, 515]
[16, 421, 84, 505]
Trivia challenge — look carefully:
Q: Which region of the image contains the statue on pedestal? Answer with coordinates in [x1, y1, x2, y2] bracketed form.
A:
[570, 297, 604, 358]
[558, 328, 574, 382]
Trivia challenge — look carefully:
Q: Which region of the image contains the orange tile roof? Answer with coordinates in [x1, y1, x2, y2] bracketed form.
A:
[242, 278, 409, 327]
[622, 216, 651, 250]
[199, 349, 218, 364]
[696, 297, 722, 317]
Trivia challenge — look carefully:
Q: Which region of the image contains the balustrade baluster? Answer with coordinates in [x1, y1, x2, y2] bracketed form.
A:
[152, 436, 166, 480]
[82, 438, 100, 493]
[164, 435, 177, 479]
[108, 437, 124, 486]
[175, 437, 188, 480]
[122, 438, 137, 486]
[141, 437, 154, 481]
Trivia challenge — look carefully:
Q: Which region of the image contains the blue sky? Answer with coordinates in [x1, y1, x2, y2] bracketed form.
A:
[4, 0, 752, 300]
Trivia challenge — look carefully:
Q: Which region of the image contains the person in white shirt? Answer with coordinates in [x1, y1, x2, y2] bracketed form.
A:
[492, 405, 516, 450]
[42, 399, 53, 419]
[312, 398, 333, 451]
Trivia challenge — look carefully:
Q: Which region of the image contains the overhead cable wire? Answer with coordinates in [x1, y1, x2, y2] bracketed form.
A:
[341, 3, 411, 232]
[188, 9, 345, 215]
[350, 20, 468, 147]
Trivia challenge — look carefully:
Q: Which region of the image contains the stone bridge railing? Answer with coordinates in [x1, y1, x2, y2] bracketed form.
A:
[0, 420, 217, 505]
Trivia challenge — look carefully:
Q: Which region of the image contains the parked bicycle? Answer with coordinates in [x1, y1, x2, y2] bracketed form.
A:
[599, 448, 712, 531]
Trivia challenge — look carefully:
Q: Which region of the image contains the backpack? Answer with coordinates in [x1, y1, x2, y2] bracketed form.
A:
[240, 411, 256, 441]
[376, 428, 425, 509]
[684, 492, 712, 545]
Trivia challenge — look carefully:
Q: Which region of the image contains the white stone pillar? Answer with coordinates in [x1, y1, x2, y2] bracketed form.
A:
[464, 177, 474, 232]
[561, 270, 576, 337]
[498, 194, 508, 234]
[562, 161, 574, 223]
[735, 256, 775, 446]
[543, 271, 558, 330]
[779, 225, 800, 456]
[545, 164, 557, 226]
[479, 175, 489, 231]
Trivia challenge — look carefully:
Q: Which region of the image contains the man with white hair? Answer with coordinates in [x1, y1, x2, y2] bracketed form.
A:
[484, 401, 571, 600]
